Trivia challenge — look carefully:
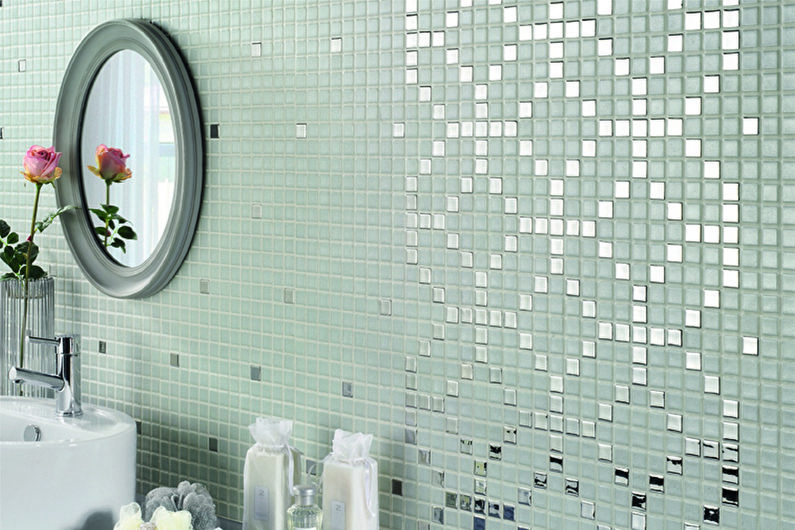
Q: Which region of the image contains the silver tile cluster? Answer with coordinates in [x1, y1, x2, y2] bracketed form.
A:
[401, 0, 758, 527]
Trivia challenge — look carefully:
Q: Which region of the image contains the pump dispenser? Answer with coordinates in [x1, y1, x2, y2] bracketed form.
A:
[287, 485, 322, 530]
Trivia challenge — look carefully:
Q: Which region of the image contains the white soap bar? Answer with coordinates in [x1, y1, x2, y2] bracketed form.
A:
[243, 446, 301, 530]
[321, 460, 378, 530]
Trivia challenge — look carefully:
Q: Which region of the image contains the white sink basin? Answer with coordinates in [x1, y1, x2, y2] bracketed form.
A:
[0, 396, 136, 530]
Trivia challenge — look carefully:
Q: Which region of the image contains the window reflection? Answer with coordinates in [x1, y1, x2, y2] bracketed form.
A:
[81, 50, 175, 267]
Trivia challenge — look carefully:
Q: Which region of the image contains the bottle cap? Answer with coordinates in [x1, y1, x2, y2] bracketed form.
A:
[292, 484, 317, 506]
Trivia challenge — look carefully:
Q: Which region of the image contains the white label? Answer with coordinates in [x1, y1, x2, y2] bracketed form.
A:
[254, 486, 270, 522]
[294, 527, 317, 530]
[328, 500, 346, 530]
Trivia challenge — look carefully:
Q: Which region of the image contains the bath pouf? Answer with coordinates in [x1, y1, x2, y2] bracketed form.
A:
[144, 481, 218, 530]
[144, 486, 180, 516]
[150, 506, 193, 530]
[178, 482, 219, 530]
[113, 502, 144, 530]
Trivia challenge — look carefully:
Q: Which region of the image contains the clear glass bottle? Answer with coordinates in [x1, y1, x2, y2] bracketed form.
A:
[287, 484, 323, 530]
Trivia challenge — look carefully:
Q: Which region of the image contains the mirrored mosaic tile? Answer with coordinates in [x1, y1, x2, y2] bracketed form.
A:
[33, 0, 792, 527]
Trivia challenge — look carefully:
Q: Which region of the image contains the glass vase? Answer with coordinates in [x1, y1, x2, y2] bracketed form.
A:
[0, 276, 55, 397]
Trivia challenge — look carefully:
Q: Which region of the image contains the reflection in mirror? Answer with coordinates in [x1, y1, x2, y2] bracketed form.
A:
[81, 50, 176, 267]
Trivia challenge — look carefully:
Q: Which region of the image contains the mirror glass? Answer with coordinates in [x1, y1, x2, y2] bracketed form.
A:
[81, 50, 176, 267]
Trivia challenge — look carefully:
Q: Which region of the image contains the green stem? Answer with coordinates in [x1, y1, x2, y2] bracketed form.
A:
[19, 182, 43, 374]
[103, 180, 111, 247]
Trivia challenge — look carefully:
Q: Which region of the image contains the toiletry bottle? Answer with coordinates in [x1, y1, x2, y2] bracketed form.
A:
[243, 418, 303, 530]
[287, 485, 323, 530]
[321, 430, 379, 530]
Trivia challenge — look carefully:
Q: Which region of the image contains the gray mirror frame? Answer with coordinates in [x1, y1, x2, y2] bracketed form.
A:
[54, 19, 203, 299]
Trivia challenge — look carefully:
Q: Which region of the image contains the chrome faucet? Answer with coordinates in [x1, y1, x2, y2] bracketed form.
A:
[8, 334, 82, 416]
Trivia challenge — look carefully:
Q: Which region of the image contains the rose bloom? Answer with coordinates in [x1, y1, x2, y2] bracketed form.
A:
[21, 145, 62, 184]
[88, 144, 132, 183]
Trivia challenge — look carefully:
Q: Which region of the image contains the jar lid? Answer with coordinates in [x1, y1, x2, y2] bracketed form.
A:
[292, 484, 318, 506]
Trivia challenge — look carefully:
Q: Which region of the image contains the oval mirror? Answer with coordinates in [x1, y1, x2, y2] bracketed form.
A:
[54, 19, 202, 298]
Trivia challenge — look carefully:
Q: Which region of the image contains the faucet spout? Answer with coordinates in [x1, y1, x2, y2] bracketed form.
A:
[9, 334, 82, 417]
[8, 366, 65, 392]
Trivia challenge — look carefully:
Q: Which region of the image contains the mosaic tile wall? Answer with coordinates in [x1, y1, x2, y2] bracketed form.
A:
[1, 0, 793, 528]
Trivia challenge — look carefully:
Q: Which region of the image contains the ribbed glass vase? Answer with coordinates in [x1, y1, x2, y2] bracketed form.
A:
[0, 276, 55, 397]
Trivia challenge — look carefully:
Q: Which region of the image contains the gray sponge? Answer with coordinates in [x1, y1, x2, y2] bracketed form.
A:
[144, 481, 218, 530]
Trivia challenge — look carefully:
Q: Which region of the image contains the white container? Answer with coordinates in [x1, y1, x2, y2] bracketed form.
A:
[321, 430, 378, 530]
[243, 418, 302, 530]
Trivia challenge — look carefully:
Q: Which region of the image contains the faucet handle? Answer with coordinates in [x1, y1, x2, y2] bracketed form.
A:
[27, 334, 77, 355]
[27, 334, 58, 347]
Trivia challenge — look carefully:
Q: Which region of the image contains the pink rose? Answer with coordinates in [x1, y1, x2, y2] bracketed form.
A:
[88, 144, 132, 183]
[21, 145, 62, 184]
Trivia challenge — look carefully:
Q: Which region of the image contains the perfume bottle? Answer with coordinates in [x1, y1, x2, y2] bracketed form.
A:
[287, 484, 323, 530]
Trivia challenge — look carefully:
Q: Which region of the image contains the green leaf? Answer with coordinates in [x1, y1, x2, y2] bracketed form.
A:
[1, 246, 17, 271]
[118, 226, 138, 240]
[1, 271, 19, 280]
[110, 238, 127, 252]
[35, 205, 78, 234]
[6, 232, 19, 245]
[21, 264, 46, 280]
[0, 220, 10, 239]
[94, 226, 110, 237]
[15, 240, 38, 264]
[90, 208, 110, 222]
[2, 243, 18, 260]
[101, 204, 120, 215]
